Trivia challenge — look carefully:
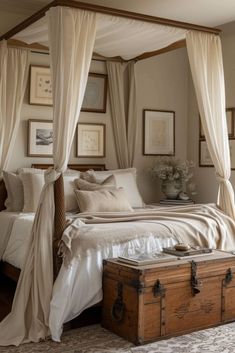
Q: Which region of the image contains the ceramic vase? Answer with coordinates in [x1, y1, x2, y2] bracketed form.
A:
[161, 179, 182, 199]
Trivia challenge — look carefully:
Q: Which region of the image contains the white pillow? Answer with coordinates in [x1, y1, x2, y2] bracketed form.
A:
[63, 174, 80, 211]
[82, 168, 144, 208]
[3, 171, 24, 211]
[20, 173, 45, 212]
[75, 188, 133, 213]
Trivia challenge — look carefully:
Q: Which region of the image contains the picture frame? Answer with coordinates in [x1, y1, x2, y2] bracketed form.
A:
[199, 108, 235, 138]
[143, 109, 175, 156]
[76, 123, 105, 158]
[29, 66, 53, 106]
[28, 119, 53, 157]
[199, 139, 235, 169]
[81, 73, 108, 113]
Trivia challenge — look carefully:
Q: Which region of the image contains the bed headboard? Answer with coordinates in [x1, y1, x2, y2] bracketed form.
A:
[0, 164, 106, 212]
[31, 164, 106, 171]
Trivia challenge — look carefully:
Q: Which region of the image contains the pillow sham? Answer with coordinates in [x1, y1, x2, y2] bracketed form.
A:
[74, 188, 133, 213]
[82, 168, 144, 208]
[63, 175, 80, 211]
[20, 172, 45, 212]
[3, 171, 24, 211]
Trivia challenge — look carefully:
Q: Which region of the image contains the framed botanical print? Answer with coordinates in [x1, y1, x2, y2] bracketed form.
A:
[143, 109, 175, 155]
[28, 119, 53, 157]
[29, 66, 53, 106]
[76, 123, 105, 157]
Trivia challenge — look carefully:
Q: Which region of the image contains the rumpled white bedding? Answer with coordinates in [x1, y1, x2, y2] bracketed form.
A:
[1, 212, 34, 268]
[1, 204, 235, 342]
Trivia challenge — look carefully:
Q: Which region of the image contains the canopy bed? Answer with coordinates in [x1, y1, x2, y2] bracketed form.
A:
[0, 0, 235, 347]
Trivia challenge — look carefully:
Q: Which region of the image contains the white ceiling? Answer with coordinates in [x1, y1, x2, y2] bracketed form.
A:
[1, 0, 235, 36]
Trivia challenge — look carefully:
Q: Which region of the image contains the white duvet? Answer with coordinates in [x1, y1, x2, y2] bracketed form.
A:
[0, 208, 178, 341]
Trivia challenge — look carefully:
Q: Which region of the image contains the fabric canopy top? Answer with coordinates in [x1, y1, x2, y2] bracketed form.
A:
[12, 10, 187, 60]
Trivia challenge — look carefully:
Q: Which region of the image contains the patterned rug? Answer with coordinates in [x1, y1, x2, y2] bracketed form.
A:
[1, 323, 235, 353]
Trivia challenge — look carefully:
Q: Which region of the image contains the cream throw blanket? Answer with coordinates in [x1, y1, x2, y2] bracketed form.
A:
[61, 204, 235, 265]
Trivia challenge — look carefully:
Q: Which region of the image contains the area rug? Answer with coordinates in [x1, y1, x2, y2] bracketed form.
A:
[1, 322, 235, 353]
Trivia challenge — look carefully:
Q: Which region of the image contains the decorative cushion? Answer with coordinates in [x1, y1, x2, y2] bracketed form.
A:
[74, 175, 116, 191]
[20, 173, 45, 212]
[3, 171, 24, 211]
[81, 168, 144, 208]
[74, 188, 133, 213]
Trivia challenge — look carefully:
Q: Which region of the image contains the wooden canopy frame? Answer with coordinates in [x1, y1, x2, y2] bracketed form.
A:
[0, 1, 222, 278]
[1, 0, 221, 61]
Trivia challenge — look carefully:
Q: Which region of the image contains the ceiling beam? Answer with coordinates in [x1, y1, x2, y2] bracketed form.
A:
[0, 0, 221, 41]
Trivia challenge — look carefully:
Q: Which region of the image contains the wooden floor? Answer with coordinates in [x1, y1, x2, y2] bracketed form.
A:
[0, 273, 16, 320]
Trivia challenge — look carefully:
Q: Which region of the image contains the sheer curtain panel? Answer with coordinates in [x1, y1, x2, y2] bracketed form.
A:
[107, 61, 137, 168]
[0, 7, 96, 346]
[0, 41, 29, 173]
[186, 31, 235, 219]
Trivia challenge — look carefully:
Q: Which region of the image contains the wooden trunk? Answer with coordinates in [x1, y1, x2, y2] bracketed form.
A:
[102, 251, 235, 345]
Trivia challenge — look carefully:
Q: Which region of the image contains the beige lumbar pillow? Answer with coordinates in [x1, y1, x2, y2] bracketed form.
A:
[74, 188, 133, 213]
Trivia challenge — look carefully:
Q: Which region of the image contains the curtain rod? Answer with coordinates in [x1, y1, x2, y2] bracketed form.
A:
[0, 0, 221, 42]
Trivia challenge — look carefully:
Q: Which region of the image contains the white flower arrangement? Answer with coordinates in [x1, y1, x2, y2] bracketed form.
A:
[151, 156, 195, 183]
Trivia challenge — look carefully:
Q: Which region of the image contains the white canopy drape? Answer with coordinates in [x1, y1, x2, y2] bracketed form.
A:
[186, 31, 235, 219]
[0, 41, 29, 173]
[0, 7, 96, 346]
[107, 61, 137, 168]
[12, 13, 187, 60]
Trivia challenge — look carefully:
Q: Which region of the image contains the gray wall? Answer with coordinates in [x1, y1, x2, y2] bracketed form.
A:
[8, 47, 189, 204]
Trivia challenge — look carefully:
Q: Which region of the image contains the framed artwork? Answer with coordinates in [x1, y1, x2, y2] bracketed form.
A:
[199, 140, 213, 167]
[77, 123, 105, 157]
[199, 139, 235, 169]
[29, 66, 53, 106]
[199, 108, 235, 138]
[143, 109, 175, 155]
[81, 73, 108, 113]
[28, 119, 53, 157]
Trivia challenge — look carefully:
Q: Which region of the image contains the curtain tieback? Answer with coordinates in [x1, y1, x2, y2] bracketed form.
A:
[45, 168, 61, 184]
[216, 174, 228, 183]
